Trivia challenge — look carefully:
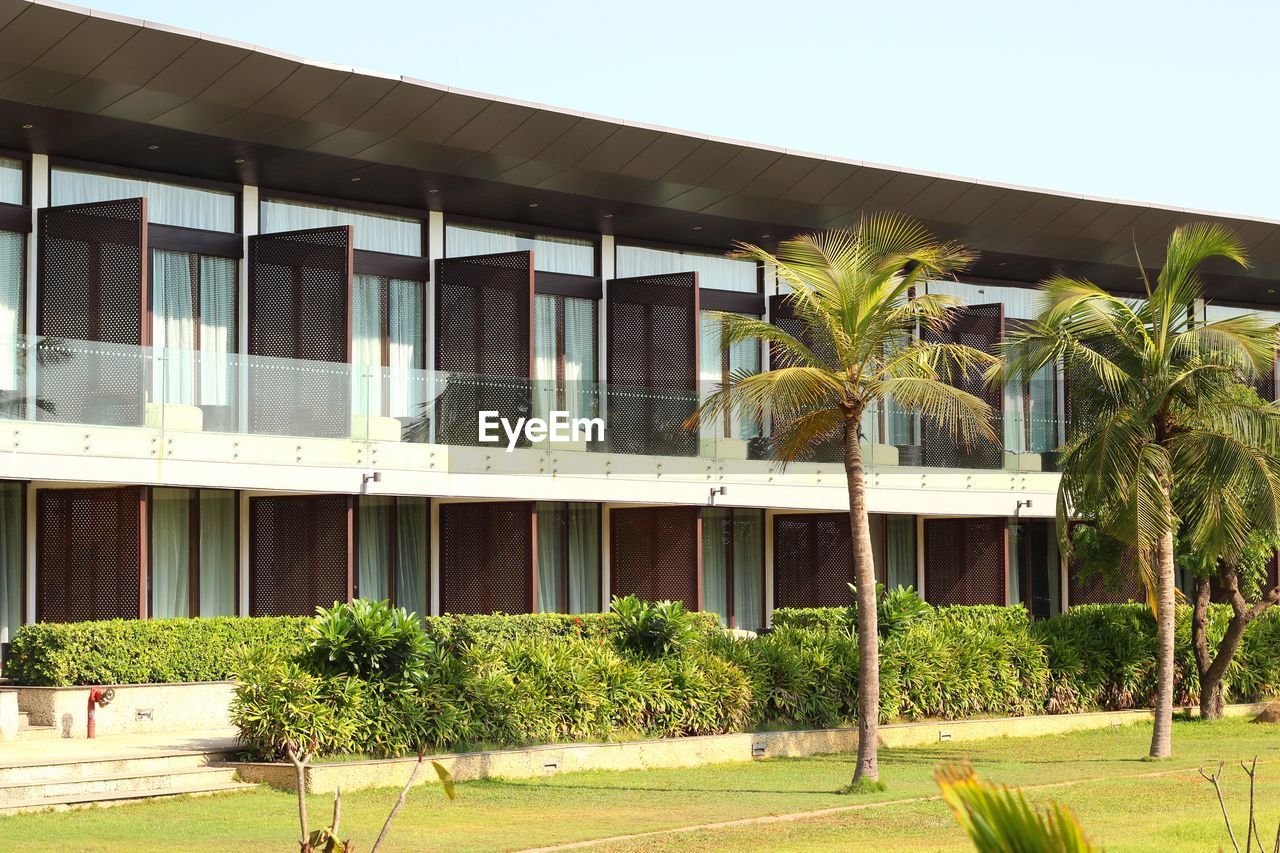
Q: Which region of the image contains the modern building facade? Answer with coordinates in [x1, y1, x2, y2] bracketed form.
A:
[0, 0, 1277, 654]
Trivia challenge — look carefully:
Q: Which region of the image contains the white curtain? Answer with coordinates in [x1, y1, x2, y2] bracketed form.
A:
[925, 280, 1045, 320]
[1007, 522, 1023, 605]
[358, 496, 392, 601]
[699, 314, 722, 443]
[445, 223, 594, 276]
[616, 245, 756, 293]
[387, 278, 424, 419]
[151, 488, 190, 618]
[153, 251, 197, 406]
[536, 503, 562, 613]
[52, 168, 235, 233]
[885, 515, 916, 589]
[567, 503, 600, 613]
[198, 257, 236, 408]
[261, 199, 421, 255]
[0, 232, 23, 394]
[396, 498, 428, 618]
[352, 275, 382, 419]
[534, 296, 558, 424]
[0, 481, 20, 643]
[732, 510, 764, 631]
[701, 508, 728, 626]
[0, 158, 21, 205]
[198, 490, 236, 617]
[563, 297, 596, 420]
[1005, 363, 1058, 454]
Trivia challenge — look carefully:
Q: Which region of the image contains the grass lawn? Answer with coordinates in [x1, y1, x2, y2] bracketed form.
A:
[5, 717, 1279, 851]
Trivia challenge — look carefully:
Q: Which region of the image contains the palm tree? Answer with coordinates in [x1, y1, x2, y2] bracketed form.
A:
[693, 215, 997, 784]
[1002, 222, 1280, 758]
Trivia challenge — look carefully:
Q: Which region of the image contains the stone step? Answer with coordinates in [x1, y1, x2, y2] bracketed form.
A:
[0, 751, 233, 786]
[15, 724, 58, 741]
[0, 765, 242, 804]
[15, 712, 27, 728]
[0, 780, 254, 814]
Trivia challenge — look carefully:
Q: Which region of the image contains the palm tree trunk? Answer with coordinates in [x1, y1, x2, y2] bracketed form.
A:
[1149, 526, 1176, 759]
[843, 416, 880, 784]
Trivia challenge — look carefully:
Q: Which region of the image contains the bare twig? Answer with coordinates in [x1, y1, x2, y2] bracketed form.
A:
[1200, 762, 1241, 853]
[371, 751, 427, 853]
[1241, 758, 1260, 853]
[285, 744, 311, 851]
[330, 785, 342, 842]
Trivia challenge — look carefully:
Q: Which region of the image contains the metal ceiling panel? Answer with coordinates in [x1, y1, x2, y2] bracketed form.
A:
[779, 160, 857, 203]
[0, 4, 83, 82]
[701, 147, 784, 195]
[395, 91, 491, 147]
[343, 81, 442, 137]
[614, 132, 702, 181]
[527, 117, 616, 169]
[575, 125, 664, 174]
[297, 74, 397, 127]
[43, 28, 192, 114]
[443, 100, 545, 152]
[482, 108, 577, 159]
[738, 155, 822, 198]
[660, 139, 743, 187]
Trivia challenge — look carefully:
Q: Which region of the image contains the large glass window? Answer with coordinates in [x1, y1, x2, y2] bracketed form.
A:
[616, 244, 757, 293]
[536, 502, 601, 614]
[924, 280, 1044, 320]
[699, 313, 761, 441]
[1009, 519, 1060, 619]
[0, 480, 20, 645]
[0, 158, 22, 205]
[261, 198, 422, 256]
[869, 514, 917, 590]
[52, 167, 236, 233]
[152, 251, 237, 424]
[0, 231, 25, 396]
[533, 294, 597, 424]
[352, 275, 426, 421]
[702, 507, 764, 631]
[149, 488, 238, 619]
[356, 496, 429, 617]
[1003, 361, 1059, 455]
[446, 222, 594, 276]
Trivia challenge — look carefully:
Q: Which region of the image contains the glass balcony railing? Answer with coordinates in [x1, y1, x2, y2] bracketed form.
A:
[0, 335, 1064, 474]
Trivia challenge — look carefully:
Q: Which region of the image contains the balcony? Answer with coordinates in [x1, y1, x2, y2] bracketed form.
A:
[0, 336, 1062, 506]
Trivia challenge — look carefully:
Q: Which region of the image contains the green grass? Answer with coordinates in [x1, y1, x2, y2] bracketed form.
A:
[6, 718, 1279, 851]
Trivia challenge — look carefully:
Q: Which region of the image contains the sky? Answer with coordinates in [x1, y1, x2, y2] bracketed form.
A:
[78, 0, 1280, 221]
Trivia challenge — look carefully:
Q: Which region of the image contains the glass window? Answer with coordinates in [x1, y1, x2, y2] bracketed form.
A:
[925, 280, 1044, 320]
[1010, 519, 1060, 619]
[150, 488, 238, 618]
[699, 312, 761, 440]
[536, 502, 601, 614]
[702, 507, 764, 631]
[261, 198, 422, 256]
[151, 251, 237, 425]
[616, 244, 756, 293]
[0, 480, 20, 644]
[52, 167, 236, 233]
[534, 294, 598, 424]
[356, 496, 428, 616]
[1004, 361, 1059, 455]
[0, 158, 22, 205]
[446, 222, 594, 276]
[352, 274, 425, 421]
[0, 232, 24, 395]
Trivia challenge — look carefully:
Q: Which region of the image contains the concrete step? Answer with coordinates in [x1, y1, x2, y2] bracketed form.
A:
[0, 780, 254, 814]
[15, 723, 59, 741]
[15, 712, 27, 728]
[0, 765, 241, 804]
[0, 750, 233, 786]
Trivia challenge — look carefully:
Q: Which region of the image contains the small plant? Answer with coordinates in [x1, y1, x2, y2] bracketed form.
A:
[936, 762, 1094, 852]
[610, 595, 699, 657]
[304, 599, 432, 683]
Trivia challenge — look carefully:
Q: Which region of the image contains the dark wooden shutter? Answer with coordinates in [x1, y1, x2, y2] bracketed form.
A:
[609, 505, 699, 608]
[768, 293, 842, 462]
[37, 486, 146, 622]
[249, 494, 352, 616]
[607, 273, 699, 456]
[1067, 559, 1145, 605]
[37, 198, 148, 425]
[439, 501, 535, 614]
[434, 251, 534, 446]
[248, 226, 353, 437]
[922, 303, 1003, 469]
[923, 517, 1007, 606]
[773, 512, 854, 608]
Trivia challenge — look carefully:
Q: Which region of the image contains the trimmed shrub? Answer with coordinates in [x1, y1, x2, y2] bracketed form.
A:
[6, 617, 311, 686]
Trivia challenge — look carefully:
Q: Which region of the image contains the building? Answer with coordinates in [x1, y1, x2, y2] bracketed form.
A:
[0, 0, 1276, 654]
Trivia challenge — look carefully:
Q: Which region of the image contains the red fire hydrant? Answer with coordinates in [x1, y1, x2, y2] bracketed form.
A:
[86, 687, 115, 738]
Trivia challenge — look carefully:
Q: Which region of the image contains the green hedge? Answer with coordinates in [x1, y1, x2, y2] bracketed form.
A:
[421, 610, 721, 651]
[5, 617, 311, 686]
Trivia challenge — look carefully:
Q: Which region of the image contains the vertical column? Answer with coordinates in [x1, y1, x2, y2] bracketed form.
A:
[598, 234, 614, 426]
[428, 496, 441, 615]
[238, 186, 258, 435]
[915, 514, 926, 598]
[599, 504, 611, 611]
[426, 211, 444, 375]
[23, 155, 47, 422]
[23, 482, 35, 624]
[763, 507, 775, 627]
[238, 490, 250, 616]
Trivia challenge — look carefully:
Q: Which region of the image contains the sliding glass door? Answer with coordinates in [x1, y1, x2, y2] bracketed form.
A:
[149, 488, 238, 618]
[352, 274, 425, 422]
[535, 502, 601, 614]
[702, 507, 764, 631]
[533, 294, 597, 423]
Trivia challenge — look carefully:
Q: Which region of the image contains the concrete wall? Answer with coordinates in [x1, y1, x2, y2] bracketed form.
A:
[237, 701, 1272, 794]
[11, 682, 235, 739]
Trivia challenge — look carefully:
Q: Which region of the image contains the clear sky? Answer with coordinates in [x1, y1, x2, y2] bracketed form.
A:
[78, 0, 1280, 221]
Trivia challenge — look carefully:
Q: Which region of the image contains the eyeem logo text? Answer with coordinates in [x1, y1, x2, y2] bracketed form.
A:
[478, 411, 605, 452]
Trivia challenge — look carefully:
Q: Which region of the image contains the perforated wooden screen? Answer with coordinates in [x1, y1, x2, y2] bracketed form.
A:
[1067, 559, 1145, 605]
[37, 199, 148, 425]
[248, 226, 353, 437]
[921, 304, 1003, 469]
[923, 517, 1007, 606]
[434, 252, 534, 446]
[773, 512, 854, 608]
[607, 273, 699, 456]
[438, 501, 534, 614]
[609, 506, 699, 608]
[249, 494, 352, 616]
[37, 486, 145, 622]
[767, 294, 841, 462]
